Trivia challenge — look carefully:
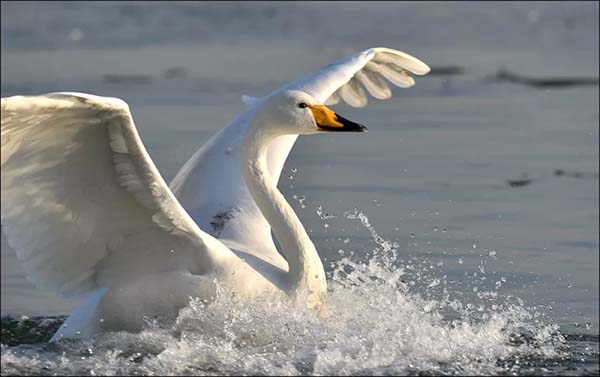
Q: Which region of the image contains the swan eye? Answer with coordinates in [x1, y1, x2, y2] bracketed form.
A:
[298, 102, 308, 109]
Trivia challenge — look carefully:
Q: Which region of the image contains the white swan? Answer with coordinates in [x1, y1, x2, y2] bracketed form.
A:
[0, 47, 429, 341]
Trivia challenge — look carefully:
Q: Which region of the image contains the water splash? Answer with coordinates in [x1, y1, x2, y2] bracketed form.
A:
[1, 210, 589, 376]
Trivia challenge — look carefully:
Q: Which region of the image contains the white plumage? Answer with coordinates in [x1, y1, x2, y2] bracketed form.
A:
[170, 47, 430, 265]
[0, 47, 429, 340]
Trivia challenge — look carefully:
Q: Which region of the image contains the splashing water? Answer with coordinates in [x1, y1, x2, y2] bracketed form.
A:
[1, 210, 595, 376]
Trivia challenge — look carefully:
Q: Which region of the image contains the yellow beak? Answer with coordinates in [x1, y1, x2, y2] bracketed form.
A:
[308, 105, 367, 132]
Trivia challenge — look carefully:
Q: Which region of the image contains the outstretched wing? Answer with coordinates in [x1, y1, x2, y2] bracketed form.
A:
[1, 93, 231, 298]
[170, 47, 429, 265]
[281, 47, 430, 106]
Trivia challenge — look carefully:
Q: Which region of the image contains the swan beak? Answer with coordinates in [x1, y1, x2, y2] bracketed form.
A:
[309, 105, 368, 133]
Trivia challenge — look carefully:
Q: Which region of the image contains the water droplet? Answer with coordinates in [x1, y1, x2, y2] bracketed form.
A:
[489, 250, 497, 257]
[343, 238, 350, 244]
[324, 223, 329, 228]
[288, 175, 294, 180]
[409, 233, 415, 238]
[99, 318, 104, 323]
[567, 283, 573, 288]
[428, 279, 440, 287]
[338, 249, 345, 255]
[442, 228, 447, 232]
[472, 244, 477, 249]
[291, 168, 297, 173]
[433, 226, 439, 232]
[458, 258, 464, 264]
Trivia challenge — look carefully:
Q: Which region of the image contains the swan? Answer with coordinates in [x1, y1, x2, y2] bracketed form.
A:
[0, 47, 430, 341]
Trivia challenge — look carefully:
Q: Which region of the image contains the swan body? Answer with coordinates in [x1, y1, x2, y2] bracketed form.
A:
[0, 47, 429, 341]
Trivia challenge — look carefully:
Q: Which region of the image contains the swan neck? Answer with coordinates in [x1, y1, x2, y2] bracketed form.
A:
[240, 122, 326, 306]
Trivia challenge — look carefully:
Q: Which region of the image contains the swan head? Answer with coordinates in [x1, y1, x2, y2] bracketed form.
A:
[256, 90, 367, 135]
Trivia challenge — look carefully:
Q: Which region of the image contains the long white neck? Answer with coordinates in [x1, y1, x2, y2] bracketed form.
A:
[240, 121, 326, 309]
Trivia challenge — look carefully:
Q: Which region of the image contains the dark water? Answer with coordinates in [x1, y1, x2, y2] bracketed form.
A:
[1, 2, 598, 375]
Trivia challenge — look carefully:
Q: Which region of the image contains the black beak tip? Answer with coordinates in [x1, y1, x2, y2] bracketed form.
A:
[321, 113, 368, 133]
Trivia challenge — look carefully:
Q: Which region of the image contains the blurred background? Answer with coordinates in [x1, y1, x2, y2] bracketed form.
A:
[1, 1, 598, 335]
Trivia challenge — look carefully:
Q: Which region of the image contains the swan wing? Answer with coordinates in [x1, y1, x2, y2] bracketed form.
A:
[1, 93, 231, 298]
[281, 47, 430, 106]
[170, 47, 429, 266]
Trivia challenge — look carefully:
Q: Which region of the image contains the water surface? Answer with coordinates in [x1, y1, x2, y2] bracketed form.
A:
[1, 2, 598, 375]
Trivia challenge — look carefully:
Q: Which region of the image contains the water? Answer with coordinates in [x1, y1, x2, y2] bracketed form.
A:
[0, 212, 594, 375]
[1, 2, 598, 375]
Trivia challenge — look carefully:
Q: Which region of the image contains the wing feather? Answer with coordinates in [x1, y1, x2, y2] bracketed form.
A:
[371, 50, 431, 75]
[283, 47, 429, 106]
[1, 93, 229, 297]
[324, 91, 341, 106]
[337, 77, 369, 108]
[365, 62, 415, 88]
[354, 70, 392, 100]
